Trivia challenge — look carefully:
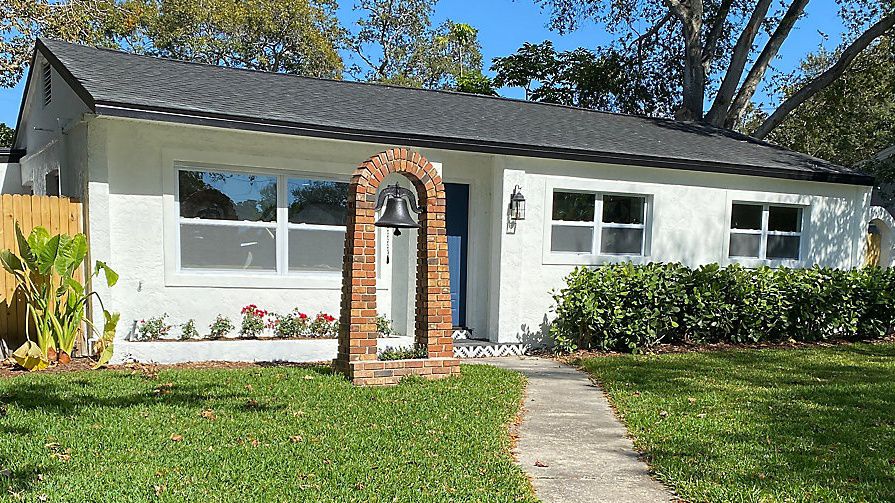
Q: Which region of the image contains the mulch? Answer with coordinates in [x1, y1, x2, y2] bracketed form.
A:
[0, 358, 328, 380]
[552, 333, 895, 362]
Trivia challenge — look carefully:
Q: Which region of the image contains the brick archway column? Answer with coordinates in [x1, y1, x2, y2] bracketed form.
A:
[335, 148, 460, 385]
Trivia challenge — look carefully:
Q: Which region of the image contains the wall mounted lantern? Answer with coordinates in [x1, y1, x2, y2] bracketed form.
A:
[374, 183, 422, 236]
[509, 185, 526, 221]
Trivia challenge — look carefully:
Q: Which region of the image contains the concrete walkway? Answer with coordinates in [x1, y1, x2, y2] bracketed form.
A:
[478, 357, 674, 503]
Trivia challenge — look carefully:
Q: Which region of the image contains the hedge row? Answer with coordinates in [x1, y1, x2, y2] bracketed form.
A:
[550, 263, 895, 352]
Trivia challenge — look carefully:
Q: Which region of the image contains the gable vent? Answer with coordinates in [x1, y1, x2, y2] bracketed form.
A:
[41, 62, 52, 107]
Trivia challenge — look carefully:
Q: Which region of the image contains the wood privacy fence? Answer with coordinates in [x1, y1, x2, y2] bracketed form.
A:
[0, 195, 84, 355]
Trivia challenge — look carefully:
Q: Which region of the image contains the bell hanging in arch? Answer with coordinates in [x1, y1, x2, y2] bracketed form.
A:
[374, 183, 422, 236]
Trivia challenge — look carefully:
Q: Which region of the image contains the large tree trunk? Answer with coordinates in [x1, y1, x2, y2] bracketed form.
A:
[753, 12, 895, 139]
[666, 0, 705, 120]
[705, 0, 772, 126]
[724, 0, 809, 129]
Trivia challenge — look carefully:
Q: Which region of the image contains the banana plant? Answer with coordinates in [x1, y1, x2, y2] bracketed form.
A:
[0, 224, 119, 370]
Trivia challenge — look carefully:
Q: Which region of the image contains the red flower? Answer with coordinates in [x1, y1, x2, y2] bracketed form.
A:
[299, 313, 308, 320]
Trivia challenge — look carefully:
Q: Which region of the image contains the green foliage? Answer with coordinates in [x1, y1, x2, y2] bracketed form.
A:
[551, 263, 895, 352]
[239, 305, 267, 338]
[349, 1, 485, 90]
[378, 343, 427, 361]
[581, 343, 895, 501]
[269, 309, 310, 338]
[142, 0, 344, 78]
[307, 312, 338, 337]
[134, 314, 171, 341]
[455, 70, 496, 95]
[0, 364, 534, 501]
[1, 0, 343, 88]
[750, 36, 895, 169]
[0, 122, 13, 147]
[492, 41, 674, 115]
[0, 224, 119, 369]
[375, 314, 395, 336]
[93, 311, 120, 368]
[180, 319, 199, 340]
[208, 314, 234, 339]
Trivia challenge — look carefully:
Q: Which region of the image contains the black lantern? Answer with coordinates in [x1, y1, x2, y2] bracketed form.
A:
[375, 183, 422, 236]
[510, 185, 526, 221]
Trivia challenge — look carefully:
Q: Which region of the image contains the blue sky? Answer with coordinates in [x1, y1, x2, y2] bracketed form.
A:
[0, 0, 846, 127]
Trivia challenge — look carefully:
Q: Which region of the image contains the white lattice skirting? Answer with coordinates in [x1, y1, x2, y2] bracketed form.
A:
[452, 328, 473, 340]
[453, 343, 531, 359]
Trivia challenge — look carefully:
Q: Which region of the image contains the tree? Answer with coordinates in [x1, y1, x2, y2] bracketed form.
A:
[492, 41, 676, 115]
[0, 0, 144, 88]
[0, 123, 14, 147]
[0, 0, 344, 88]
[534, 0, 895, 137]
[141, 0, 343, 78]
[745, 36, 895, 203]
[348, 0, 485, 89]
[456, 71, 496, 95]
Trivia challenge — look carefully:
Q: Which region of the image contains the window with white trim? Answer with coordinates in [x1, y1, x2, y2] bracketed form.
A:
[550, 191, 648, 256]
[177, 168, 347, 274]
[728, 203, 803, 260]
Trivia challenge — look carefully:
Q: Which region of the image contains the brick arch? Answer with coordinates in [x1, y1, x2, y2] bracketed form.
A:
[335, 148, 459, 385]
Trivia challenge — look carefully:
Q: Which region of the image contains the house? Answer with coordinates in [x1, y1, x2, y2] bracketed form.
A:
[2, 39, 889, 360]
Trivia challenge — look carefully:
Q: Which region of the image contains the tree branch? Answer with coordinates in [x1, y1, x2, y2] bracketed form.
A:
[724, 0, 809, 128]
[753, 12, 895, 139]
[702, 0, 735, 65]
[631, 11, 674, 59]
[705, 0, 772, 125]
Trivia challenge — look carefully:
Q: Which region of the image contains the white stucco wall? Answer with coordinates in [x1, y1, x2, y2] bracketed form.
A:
[13, 54, 91, 196]
[84, 117, 496, 343]
[76, 115, 871, 347]
[0, 163, 24, 194]
[493, 158, 872, 343]
[869, 206, 895, 268]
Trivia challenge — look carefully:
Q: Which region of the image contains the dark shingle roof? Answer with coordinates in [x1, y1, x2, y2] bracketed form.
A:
[33, 38, 872, 185]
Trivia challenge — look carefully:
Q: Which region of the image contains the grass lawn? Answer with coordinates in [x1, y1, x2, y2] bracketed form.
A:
[579, 343, 895, 502]
[0, 364, 535, 502]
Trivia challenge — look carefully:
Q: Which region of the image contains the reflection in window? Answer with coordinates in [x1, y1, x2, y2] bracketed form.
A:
[549, 190, 648, 256]
[179, 170, 277, 221]
[177, 168, 348, 273]
[287, 178, 349, 272]
[728, 203, 803, 260]
[288, 179, 348, 225]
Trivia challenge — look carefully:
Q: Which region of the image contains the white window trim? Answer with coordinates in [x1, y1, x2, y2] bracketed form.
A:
[168, 162, 353, 289]
[543, 186, 653, 265]
[726, 202, 807, 266]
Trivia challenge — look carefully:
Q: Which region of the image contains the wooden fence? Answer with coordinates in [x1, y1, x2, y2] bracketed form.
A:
[0, 195, 84, 354]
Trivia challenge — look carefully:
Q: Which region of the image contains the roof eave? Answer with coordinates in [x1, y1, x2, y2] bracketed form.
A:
[93, 101, 875, 187]
[0, 149, 26, 163]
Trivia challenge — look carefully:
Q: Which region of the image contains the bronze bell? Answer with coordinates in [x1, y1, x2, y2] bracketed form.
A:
[374, 183, 422, 235]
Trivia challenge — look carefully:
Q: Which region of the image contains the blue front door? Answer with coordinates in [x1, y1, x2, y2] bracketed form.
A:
[445, 183, 469, 328]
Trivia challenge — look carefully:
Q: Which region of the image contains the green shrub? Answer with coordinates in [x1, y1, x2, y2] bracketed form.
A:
[135, 314, 171, 341]
[378, 343, 427, 361]
[550, 263, 895, 353]
[180, 319, 199, 340]
[209, 315, 234, 340]
[376, 315, 396, 336]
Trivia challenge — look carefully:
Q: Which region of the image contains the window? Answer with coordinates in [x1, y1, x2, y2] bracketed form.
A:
[287, 178, 347, 272]
[177, 168, 348, 274]
[729, 203, 803, 260]
[550, 191, 648, 256]
[41, 62, 52, 107]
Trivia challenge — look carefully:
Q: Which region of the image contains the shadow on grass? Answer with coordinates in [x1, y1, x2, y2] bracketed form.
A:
[582, 344, 895, 499]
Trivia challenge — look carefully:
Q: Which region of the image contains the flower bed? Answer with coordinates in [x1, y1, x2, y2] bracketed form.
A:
[132, 306, 396, 342]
